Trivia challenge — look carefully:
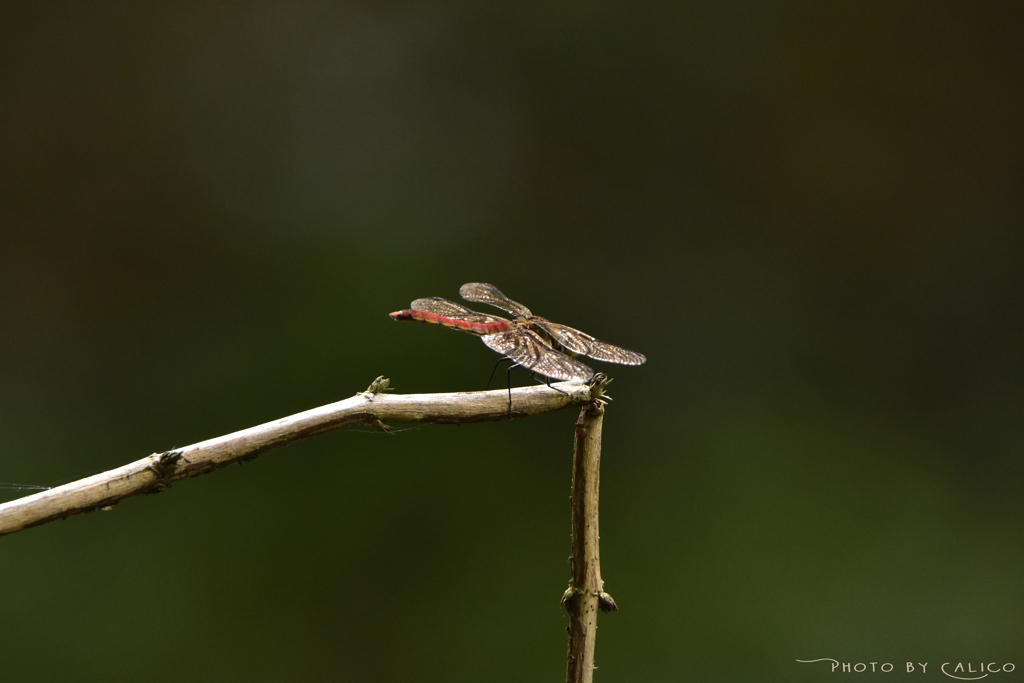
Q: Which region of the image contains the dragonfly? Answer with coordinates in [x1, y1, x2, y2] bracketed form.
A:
[389, 282, 646, 383]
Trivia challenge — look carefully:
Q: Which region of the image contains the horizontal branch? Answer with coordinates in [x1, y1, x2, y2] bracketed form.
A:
[0, 377, 594, 537]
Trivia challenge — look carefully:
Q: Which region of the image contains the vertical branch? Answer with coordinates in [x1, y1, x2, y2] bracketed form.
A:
[563, 387, 617, 683]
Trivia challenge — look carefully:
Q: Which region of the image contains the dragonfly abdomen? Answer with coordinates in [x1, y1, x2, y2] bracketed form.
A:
[390, 309, 511, 336]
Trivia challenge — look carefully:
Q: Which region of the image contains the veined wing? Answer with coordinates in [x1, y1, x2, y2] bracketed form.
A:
[532, 320, 646, 365]
[459, 283, 532, 318]
[410, 297, 509, 324]
[481, 328, 594, 382]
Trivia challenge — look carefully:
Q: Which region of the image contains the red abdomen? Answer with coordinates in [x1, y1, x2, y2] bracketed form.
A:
[390, 309, 511, 336]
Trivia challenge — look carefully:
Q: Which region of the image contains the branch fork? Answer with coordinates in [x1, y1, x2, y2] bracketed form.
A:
[0, 372, 622, 683]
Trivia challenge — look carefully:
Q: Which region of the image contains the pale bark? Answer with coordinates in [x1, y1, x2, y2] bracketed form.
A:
[0, 377, 593, 537]
[563, 379, 616, 683]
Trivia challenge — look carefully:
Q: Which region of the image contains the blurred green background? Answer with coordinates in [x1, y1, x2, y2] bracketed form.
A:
[1, 3, 1022, 681]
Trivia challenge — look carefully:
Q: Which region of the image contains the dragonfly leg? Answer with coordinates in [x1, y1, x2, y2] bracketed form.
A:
[545, 375, 570, 397]
[506, 360, 521, 419]
[530, 371, 569, 398]
[487, 357, 517, 390]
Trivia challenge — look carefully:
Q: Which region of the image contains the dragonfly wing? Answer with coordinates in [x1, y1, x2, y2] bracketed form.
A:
[481, 329, 594, 382]
[410, 297, 509, 324]
[459, 283, 532, 318]
[533, 320, 646, 365]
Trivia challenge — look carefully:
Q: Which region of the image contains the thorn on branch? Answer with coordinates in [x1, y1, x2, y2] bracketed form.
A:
[364, 376, 394, 397]
[560, 586, 582, 611]
[598, 591, 618, 612]
[562, 587, 617, 613]
[145, 451, 183, 492]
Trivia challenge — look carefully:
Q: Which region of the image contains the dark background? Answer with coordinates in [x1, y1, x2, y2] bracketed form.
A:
[1, 3, 1022, 681]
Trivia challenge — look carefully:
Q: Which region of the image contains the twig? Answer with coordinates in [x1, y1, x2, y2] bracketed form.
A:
[0, 377, 593, 537]
[562, 375, 616, 683]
